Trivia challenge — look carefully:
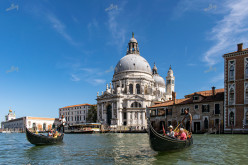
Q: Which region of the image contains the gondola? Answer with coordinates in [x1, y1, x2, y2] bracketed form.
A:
[147, 120, 193, 151]
[25, 128, 64, 145]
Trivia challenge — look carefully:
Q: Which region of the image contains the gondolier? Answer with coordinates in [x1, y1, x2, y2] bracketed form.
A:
[184, 109, 192, 132]
[59, 115, 66, 133]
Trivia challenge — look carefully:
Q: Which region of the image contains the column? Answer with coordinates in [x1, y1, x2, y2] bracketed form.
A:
[127, 112, 130, 125]
[132, 112, 135, 126]
[101, 103, 104, 122]
[119, 110, 122, 126]
[142, 112, 145, 126]
[112, 102, 114, 119]
[137, 112, 140, 126]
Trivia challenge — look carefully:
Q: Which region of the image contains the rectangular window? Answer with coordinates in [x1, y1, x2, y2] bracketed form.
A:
[229, 60, 235, 81]
[193, 96, 199, 101]
[123, 112, 127, 119]
[166, 109, 172, 115]
[215, 104, 220, 114]
[195, 105, 199, 110]
[202, 104, 210, 113]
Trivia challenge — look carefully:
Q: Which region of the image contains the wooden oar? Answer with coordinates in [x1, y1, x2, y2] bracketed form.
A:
[174, 117, 185, 132]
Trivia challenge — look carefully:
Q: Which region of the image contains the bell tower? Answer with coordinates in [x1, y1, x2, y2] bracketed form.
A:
[166, 65, 175, 95]
[126, 32, 140, 55]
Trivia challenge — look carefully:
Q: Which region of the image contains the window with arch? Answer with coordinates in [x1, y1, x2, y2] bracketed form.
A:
[245, 63, 248, 79]
[43, 123, 46, 131]
[136, 84, 140, 94]
[204, 118, 208, 129]
[229, 61, 235, 81]
[129, 84, 133, 94]
[245, 87, 248, 104]
[246, 111, 248, 124]
[229, 111, 234, 126]
[131, 102, 142, 108]
[229, 88, 235, 105]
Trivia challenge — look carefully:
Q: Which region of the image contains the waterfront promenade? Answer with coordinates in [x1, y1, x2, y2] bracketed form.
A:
[1, 133, 247, 164]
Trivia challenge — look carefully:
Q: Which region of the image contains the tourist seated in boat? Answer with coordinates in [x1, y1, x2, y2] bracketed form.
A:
[177, 128, 187, 140]
[166, 125, 175, 138]
[53, 131, 59, 138]
[48, 130, 54, 137]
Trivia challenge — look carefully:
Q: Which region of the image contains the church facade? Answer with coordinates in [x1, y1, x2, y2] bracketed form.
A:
[96, 33, 175, 128]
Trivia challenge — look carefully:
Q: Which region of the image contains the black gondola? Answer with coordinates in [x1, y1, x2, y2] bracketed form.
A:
[25, 128, 64, 145]
[147, 120, 193, 151]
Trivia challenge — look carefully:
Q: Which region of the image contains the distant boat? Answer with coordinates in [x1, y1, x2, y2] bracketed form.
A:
[2, 131, 11, 133]
[65, 123, 101, 134]
[25, 128, 64, 145]
[147, 120, 193, 151]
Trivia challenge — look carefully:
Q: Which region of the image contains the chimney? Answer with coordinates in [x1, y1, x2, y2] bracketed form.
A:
[212, 86, 216, 98]
[237, 43, 243, 52]
[172, 92, 176, 104]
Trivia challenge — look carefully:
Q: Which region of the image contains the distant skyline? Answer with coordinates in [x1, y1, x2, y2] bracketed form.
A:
[1, 0, 248, 122]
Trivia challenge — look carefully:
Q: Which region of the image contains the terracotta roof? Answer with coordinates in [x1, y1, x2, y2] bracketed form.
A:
[185, 88, 224, 97]
[224, 48, 248, 55]
[61, 103, 92, 109]
[150, 88, 224, 108]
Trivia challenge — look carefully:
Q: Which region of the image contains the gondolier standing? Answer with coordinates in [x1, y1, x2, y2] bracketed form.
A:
[59, 115, 66, 133]
[184, 109, 192, 132]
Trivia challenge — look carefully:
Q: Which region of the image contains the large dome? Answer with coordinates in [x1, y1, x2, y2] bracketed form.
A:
[153, 74, 165, 87]
[114, 54, 152, 75]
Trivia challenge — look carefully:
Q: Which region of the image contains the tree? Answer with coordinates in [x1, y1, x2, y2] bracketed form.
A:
[87, 105, 97, 123]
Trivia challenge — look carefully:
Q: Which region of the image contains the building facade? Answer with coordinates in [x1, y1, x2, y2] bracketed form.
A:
[149, 87, 224, 133]
[59, 103, 93, 126]
[1, 109, 59, 132]
[223, 43, 248, 133]
[96, 33, 175, 128]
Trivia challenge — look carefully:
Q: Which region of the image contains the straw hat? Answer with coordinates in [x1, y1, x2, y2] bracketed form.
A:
[168, 125, 173, 129]
[180, 128, 184, 131]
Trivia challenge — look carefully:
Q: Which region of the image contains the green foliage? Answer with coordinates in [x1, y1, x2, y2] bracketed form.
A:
[87, 105, 97, 123]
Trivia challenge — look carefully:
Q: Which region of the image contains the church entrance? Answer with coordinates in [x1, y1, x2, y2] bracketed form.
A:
[107, 105, 112, 125]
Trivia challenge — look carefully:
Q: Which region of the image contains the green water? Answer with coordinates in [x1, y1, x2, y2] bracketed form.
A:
[0, 133, 247, 164]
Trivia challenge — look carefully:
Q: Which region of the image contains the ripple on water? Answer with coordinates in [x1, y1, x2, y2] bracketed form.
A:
[0, 133, 248, 164]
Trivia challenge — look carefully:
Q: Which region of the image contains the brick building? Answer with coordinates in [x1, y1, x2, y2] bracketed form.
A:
[149, 87, 224, 133]
[223, 43, 248, 133]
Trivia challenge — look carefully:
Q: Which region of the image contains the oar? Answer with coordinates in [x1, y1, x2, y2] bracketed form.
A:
[174, 117, 185, 132]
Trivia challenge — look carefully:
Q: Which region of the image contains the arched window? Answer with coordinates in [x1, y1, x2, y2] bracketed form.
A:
[246, 111, 248, 124]
[32, 123, 37, 130]
[229, 88, 235, 105]
[204, 118, 208, 129]
[229, 65, 234, 81]
[245, 63, 248, 79]
[129, 84, 133, 94]
[43, 123, 46, 131]
[131, 102, 141, 108]
[229, 111, 234, 126]
[136, 84, 140, 94]
[245, 88, 248, 104]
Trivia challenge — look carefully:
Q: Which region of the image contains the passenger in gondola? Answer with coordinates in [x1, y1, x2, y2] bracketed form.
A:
[177, 128, 187, 140]
[166, 125, 175, 138]
[48, 129, 53, 137]
[184, 109, 192, 132]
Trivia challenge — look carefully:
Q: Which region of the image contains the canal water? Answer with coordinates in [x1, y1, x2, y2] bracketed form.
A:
[0, 133, 247, 164]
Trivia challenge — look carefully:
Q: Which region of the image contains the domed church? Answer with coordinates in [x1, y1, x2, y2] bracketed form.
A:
[96, 33, 175, 128]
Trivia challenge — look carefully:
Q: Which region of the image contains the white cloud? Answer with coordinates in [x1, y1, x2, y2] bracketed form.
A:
[106, 3, 127, 50]
[71, 74, 80, 82]
[211, 73, 224, 83]
[204, 0, 248, 65]
[105, 4, 118, 12]
[6, 3, 19, 12]
[6, 66, 19, 73]
[204, 66, 216, 73]
[93, 79, 106, 85]
[105, 66, 114, 73]
[46, 13, 79, 46]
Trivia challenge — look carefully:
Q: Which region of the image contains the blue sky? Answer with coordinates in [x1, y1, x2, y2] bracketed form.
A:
[1, 0, 248, 121]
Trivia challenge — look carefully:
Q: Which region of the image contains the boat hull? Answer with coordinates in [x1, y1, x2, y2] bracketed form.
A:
[148, 121, 193, 151]
[26, 128, 64, 145]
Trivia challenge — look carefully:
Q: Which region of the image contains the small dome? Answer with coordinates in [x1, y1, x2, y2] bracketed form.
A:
[114, 54, 152, 75]
[153, 74, 166, 87]
[129, 37, 137, 43]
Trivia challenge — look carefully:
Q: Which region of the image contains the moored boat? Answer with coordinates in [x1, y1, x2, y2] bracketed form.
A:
[147, 120, 193, 151]
[25, 128, 64, 145]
